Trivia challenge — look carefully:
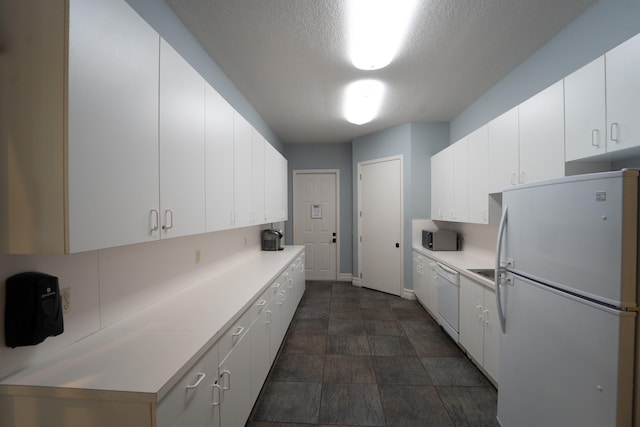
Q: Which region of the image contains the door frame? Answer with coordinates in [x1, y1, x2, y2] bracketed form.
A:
[292, 169, 341, 281]
[356, 155, 404, 295]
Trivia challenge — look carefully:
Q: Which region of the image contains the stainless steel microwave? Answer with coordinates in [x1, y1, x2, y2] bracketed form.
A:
[422, 230, 458, 251]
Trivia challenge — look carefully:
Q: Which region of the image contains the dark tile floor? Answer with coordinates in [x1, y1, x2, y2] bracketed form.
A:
[247, 281, 498, 427]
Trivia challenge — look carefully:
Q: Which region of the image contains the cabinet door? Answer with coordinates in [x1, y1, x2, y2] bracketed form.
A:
[158, 342, 220, 427]
[519, 80, 565, 184]
[564, 56, 607, 161]
[233, 112, 253, 227]
[264, 143, 287, 223]
[219, 335, 252, 427]
[267, 288, 285, 362]
[487, 106, 519, 194]
[606, 32, 640, 153]
[413, 255, 426, 304]
[425, 261, 438, 317]
[452, 138, 469, 222]
[468, 126, 490, 224]
[67, 0, 160, 252]
[278, 151, 289, 221]
[205, 85, 235, 232]
[251, 129, 266, 224]
[459, 284, 484, 365]
[249, 298, 272, 403]
[430, 147, 454, 220]
[159, 39, 206, 238]
[483, 293, 500, 385]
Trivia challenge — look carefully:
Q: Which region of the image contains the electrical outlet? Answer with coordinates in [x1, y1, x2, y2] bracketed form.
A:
[61, 287, 71, 315]
[195, 249, 201, 264]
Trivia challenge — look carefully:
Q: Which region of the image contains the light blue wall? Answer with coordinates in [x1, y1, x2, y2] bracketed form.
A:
[283, 143, 353, 275]
[451, 0, 640, 143]
[352, 123, 448, 290]
[124, 0, 283, 152]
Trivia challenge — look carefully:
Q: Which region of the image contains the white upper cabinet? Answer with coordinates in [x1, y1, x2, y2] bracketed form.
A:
[233, 112, 253, 228]
[518, 80, 565, 184]
[565, 33, 640, 160]
[565, 56, 607, 161]
[159, 39, 206, 239]
[487, 106, 519, 194]
[67, 0, 160, 252]
[205, 85, 235, 232]
[453, 138, 469, 222]
[605, 33, 640, 154]
[251, 129, 266, 224]
[264, 143, 288, 223]
[468, 125, 491, 224]
[431, 145, 455, 220]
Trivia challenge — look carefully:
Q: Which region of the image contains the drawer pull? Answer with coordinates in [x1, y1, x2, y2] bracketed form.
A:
[256, 300, 267, 307]
[211, 382, 222, 406]
[232, 326, 244, 337]
[186, 372, 206, 389]
[288, 278, 294, 289]
[221, 370, 231, 390]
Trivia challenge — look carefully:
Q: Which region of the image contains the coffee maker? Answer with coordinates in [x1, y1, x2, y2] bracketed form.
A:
[261, 229, 284, 251]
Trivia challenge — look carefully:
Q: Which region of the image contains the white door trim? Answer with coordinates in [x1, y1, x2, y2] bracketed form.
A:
[292, 169, 340, 281]
[357, 155, 404, 295]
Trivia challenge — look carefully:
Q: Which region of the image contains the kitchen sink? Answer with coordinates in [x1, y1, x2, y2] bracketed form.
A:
[468, 268, 495, 281]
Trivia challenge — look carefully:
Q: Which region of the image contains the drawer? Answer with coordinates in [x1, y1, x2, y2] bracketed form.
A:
[250, 287, 271, 325]
[157, 342, 219, 427]
[218, 309, 250, 362]
[460, 275, 484, 299]
[267, 271, 288, 301]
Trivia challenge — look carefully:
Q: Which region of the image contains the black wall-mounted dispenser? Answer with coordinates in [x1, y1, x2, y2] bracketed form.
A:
[4, 272, 64, 348]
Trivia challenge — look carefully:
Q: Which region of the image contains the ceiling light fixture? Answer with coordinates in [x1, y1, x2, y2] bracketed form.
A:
[344, 79, 386, 125]
[348, 0, 418, 71]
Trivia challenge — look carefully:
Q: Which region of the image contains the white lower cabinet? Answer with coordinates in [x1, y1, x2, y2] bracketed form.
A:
[413, 252, 438, 319]
[459, 275, 499, 385]
[158, 342, 220, 427]
[249, 290, 273, 403]
[219, 333, 252, 427]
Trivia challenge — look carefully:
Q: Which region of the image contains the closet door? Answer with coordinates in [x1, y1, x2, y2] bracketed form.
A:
[159, 39, 206, 239]
[67, 0, 160, 252]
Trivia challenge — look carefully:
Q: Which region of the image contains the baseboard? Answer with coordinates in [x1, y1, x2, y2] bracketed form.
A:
[402, 289, 416, 300]
[338, 273, 352, 282]
[351, 277, 362, 287]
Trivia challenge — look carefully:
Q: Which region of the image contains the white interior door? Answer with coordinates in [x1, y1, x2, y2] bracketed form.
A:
[293, 171, 338, 281]
[359, 156, 403, 296]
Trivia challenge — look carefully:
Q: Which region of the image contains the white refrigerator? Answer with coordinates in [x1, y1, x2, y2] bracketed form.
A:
[495, 169, 639, 427]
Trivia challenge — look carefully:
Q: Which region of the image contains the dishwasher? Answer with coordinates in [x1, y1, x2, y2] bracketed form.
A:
[435, 262, 460, 343]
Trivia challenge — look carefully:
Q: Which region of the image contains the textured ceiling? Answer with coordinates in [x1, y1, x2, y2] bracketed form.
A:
[166, 0, 596, 144]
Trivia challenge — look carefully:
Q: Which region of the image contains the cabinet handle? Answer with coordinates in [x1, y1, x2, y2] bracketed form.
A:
[256, 300, 267, 307]
[186, 372, 206, 389]
[232, 326, 244, 338]
[266, 310, 272, 323]
[162, 209, 174, 230]
[288, 278, 294, 289]
[220, 370, 231, 390]
[272, 283, 281, 290]
[211, 382, 222, 406]
[591, 129, 600, 147]
[297, 264, 304, 273]
[150, 209, 159, 232]
[482, 209, 488, 221]
[483, 309, 490, 325]
[476, 305, 483, 320]
[610, 122, 619, 143]
[278, 290, 286, 304]
[510, 173, 516, 185]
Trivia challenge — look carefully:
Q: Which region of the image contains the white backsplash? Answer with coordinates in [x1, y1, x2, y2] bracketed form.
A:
[0, 225, 274, 379]
[413, 219, 498, 259]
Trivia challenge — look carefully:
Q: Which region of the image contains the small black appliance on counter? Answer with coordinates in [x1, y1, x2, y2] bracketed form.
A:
[422, 229, 459, 251]
[262, 229, 284, 251]
[4, 272, 64, 348]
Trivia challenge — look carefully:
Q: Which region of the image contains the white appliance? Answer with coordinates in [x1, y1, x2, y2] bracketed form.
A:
[495, 169, 639, 427]
[435, 262, 460, 343]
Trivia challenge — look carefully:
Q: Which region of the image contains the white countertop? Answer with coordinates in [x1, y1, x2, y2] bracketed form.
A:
[412, 245, 496, 290]
[0, 246, 304, 402]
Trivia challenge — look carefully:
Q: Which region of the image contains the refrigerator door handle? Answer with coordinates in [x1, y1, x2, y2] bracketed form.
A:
[495, 206, 508, 333]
